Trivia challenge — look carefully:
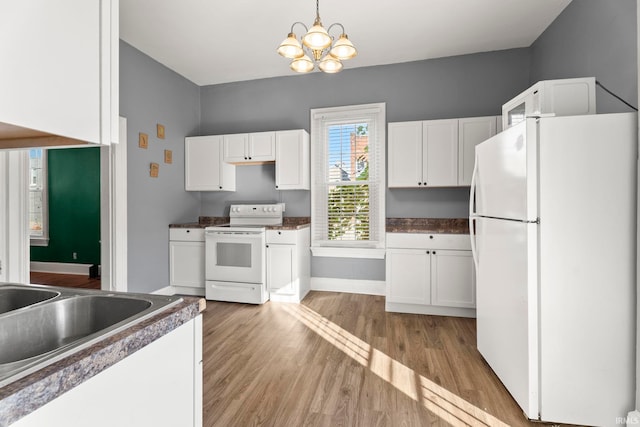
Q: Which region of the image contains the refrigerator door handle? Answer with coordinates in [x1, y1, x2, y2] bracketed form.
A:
[469, 155, 479, 270]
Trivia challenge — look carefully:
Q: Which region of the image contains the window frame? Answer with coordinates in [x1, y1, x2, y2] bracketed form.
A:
[29, 148, 49, 247]
[310, 103, 386, 259]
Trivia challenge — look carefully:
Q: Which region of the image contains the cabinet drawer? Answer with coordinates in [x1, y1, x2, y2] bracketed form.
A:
[170, 228, 205, 242]
[386, 233, 471, 250]
[266, 230, 297, 244]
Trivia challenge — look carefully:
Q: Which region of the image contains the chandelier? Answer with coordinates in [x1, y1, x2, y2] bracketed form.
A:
[276, 0, 357, 74]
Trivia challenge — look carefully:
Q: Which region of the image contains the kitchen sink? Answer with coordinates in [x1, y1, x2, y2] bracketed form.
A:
[0, 286, 59, 315]
[0, 283, 182, 388]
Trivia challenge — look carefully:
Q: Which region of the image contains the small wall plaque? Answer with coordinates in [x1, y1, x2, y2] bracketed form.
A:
[157, 124, 165, 139]
[139, 132, 148, 149]
[164, 149, 173, 164]
[150, 162, 159, 178]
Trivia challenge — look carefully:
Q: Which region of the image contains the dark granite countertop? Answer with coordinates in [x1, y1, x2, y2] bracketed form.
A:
[169, 216, 311, 230]
[0, 295, 204, 426]
[170, 217, 467, 233]
[386, 218, 469, 234]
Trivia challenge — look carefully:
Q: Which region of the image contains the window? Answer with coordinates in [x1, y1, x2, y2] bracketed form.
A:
[29, 148, 49, 246]
[311, 103, 386, 258]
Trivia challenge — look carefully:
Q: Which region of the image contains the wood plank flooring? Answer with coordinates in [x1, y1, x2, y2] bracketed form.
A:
[29, 271, 101, 289]
[201, 291, 565, 427]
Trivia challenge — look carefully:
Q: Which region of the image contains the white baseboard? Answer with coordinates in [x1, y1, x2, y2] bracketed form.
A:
[30, 261, 92, 275]
[310, 277, 385, 296]
[151, 286, 176, 296]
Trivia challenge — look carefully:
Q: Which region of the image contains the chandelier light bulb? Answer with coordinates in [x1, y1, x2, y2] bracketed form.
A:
[290, 54, 314, 73]
[277, 33, 304, 59]
[329, 34, 357, 60]
[318, 54, 343, 73]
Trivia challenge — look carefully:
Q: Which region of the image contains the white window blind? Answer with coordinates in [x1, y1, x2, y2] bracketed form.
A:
[311, 103, 386, 257]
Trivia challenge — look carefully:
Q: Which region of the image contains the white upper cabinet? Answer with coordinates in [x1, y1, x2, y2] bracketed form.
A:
[423, 119, 458, 187]
[275, 130, 310, 190]
[387, 122, 423, 187]
[389, 116, 499, 188]
[458, 116, 499, 186]
[185, 136, 236, 191]
[0, 0, 118, 148]
[388, 119, 458, 187]
[223, 132, 275, 163]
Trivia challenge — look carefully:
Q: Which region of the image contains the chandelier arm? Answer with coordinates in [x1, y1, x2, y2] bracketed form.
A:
[290, 21, 309, 34]
[326, 22, 346, 36]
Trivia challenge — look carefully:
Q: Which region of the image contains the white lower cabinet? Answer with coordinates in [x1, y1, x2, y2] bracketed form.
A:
[169, 228, 205, 296]
[266, 228, 310, 303]
[13, 316, 203, 427]
[385, 233, 476, 317]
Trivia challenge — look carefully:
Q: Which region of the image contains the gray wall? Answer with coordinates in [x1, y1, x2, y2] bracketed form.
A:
[199, 49, 531, 280]
[530, 0, 637, 113]
[120, 41, 201, 293]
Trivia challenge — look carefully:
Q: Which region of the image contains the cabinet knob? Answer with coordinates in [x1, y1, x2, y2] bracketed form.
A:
[186, 230, 190, 233]
[219, 185, 222, 189]
[432, 251, 436, 255]
[249, 157, 252, 160]
[429, 235, 434, 239]
[278, 231, 282, 235]
[418, 182, 422, 186]
[275, 185, 279, 189]
[266, 244, 269, 248]
[426, 251, 430, 254]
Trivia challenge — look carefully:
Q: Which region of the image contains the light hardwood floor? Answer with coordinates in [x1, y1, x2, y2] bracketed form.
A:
[30, 271, 101, 289]
[201, 291, 564, 427]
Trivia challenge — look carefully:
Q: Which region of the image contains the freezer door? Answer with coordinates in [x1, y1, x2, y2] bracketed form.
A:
[475, 216, 538, 419]
[473, 119, 537, 221]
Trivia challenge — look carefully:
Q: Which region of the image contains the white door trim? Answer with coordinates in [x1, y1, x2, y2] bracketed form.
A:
[100, 117, 128, 292]
[0, 151, 30, 283]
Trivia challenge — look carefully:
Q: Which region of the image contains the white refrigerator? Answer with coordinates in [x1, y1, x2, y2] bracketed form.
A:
[469, 113, 637, 426]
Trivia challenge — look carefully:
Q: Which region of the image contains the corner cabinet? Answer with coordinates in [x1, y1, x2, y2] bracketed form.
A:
[386, 233, 476, 318]
[0, 0, 119, 147]
[169, 228, 205, 296]
[275, 130, 310, 190]
[266, 228, 310, 303]
[185, 135, 236, 191]
[388, 116, 500, 188]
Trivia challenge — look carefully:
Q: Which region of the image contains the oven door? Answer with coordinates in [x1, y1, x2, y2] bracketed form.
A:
[205, 229, 265, 284]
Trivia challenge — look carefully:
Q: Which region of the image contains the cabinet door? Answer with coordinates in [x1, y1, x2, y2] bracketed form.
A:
[266, 244, 295, 294]
[388, 122, 423, 187]
[223, 134, 248, 162]
[423, 119, 458, 187]
[0, 0, 108, 144]
[248, 132, 276, 161]
[185, 136, 235, 191]
[458, 117, 497, 186]
[275, 130, 310, 190]
[169, 241, 205, 288]
[431, 250, 475, 308]
[386, 249, 430, 304]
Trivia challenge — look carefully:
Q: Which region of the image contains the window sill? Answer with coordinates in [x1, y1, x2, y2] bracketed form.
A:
[30, 238, 49, 247]
[310, 246, 386, 259]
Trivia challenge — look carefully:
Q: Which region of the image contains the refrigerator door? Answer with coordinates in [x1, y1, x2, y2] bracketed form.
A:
[537, 113, 637, 425]
[475, 216, 538, 419]
[473, 119, 537, 222]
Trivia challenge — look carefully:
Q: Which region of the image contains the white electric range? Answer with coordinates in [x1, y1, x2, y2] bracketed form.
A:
[204, 203, 284, 304]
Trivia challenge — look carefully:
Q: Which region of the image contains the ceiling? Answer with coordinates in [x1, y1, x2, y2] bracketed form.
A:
[120, 0, 572, 87]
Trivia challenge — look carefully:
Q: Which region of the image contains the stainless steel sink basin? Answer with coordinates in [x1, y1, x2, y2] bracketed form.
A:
[0, 283, 182, 388]
[0, 286, 59, 315]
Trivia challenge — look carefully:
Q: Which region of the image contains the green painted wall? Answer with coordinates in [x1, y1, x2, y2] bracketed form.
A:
[30, 147, 101, 265]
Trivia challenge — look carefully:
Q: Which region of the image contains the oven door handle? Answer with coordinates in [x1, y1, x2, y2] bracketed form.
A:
[205, 230, 264, 236]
